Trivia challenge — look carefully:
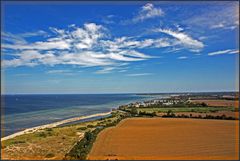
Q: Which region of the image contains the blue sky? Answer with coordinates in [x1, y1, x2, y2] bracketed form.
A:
[1, 1, 239, 94]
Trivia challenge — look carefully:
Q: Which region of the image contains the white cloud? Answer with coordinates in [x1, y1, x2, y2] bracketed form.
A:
[132, 3, 164, 23]
[71, 23, 106, 49]
[126, 73, 153, 76]
[121, 3, 164, 24]
[2, 22, 204, 72]
[18, 50, 44, 61]
[1, 23, 125, 68]
[100, 37, 172, 52]
[154, 28, 204, 51]
[208, 49, 239, 56]
[177, 56, 188, 59]
[3, 38, 71, 50]
[2, 58, 38, 68]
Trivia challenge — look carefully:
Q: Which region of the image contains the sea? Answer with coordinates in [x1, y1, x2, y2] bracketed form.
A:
[1, 94, 166, 137]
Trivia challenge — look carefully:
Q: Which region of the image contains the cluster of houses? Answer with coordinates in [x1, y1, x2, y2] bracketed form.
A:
[120, 97, 184, 109]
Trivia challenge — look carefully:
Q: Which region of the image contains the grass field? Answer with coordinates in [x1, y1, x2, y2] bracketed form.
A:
[88, 118, 239, 160]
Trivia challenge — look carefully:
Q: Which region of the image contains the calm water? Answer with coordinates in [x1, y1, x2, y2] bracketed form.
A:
[1, 94, 160, 136]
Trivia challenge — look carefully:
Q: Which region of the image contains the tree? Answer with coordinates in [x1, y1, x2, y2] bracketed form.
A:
[201, 102, 207, 107]
[130, 107, 138, 115]
[167, 110, 172, 116]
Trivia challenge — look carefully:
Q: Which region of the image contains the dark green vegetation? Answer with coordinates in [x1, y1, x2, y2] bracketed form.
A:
[64, 129, 102, 160]
[36, 130, 53, 138]
[162, 110, 236, 120]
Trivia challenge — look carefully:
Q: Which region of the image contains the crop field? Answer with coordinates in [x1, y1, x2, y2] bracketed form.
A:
[88, 118, 239, 160]
[191, 100, 239, 108]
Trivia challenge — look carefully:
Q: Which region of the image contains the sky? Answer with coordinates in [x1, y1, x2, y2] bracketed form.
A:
[1, 1, 239, 94]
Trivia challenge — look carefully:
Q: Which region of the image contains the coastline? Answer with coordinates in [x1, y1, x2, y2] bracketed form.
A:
[2, 94, 155, 137]
[1, 111, 112, 142]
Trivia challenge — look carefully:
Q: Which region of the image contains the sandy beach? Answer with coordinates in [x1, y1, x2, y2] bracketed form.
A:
[1, 111, 111, 141]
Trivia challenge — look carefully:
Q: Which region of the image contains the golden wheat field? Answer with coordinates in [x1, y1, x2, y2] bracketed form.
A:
[88, 118, 239, 160]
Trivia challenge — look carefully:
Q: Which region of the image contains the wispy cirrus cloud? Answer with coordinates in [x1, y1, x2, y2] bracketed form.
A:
[2, 23, 153, 69]
[19, 30, 48, 37]
[208, 49, 239, 56]
[153, 28, 204, 52]
[184, 2, 239, 31]
[100, 37, 172, 52]
[2, 32, 27, 44]
[3, 21, 199, 71]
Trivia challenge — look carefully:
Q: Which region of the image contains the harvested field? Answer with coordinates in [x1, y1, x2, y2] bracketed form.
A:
[191, 99, 239, 108]
[88, 118, 239, 160]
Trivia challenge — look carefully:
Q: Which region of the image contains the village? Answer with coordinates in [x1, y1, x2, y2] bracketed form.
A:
[119, 96, 185, 109]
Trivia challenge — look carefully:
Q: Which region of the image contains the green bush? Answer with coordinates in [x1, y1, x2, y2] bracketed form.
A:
[77, 127, 87, 130]
[130, 107, 138, 116]
[46, 128, 53, 131]
[11, 140, 26, 144]
[37, 132, 47, 138]
[201, 102, 208, 107]
[87, 125, 94, 128]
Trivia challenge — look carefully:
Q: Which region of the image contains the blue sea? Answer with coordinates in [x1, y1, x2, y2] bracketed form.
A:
[1, 94, 163, 137]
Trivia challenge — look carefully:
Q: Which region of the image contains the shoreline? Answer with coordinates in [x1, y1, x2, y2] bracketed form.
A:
[1, 111, 112, 142]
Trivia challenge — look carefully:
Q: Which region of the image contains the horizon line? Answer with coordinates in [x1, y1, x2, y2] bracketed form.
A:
[1, 90, 239, 95]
